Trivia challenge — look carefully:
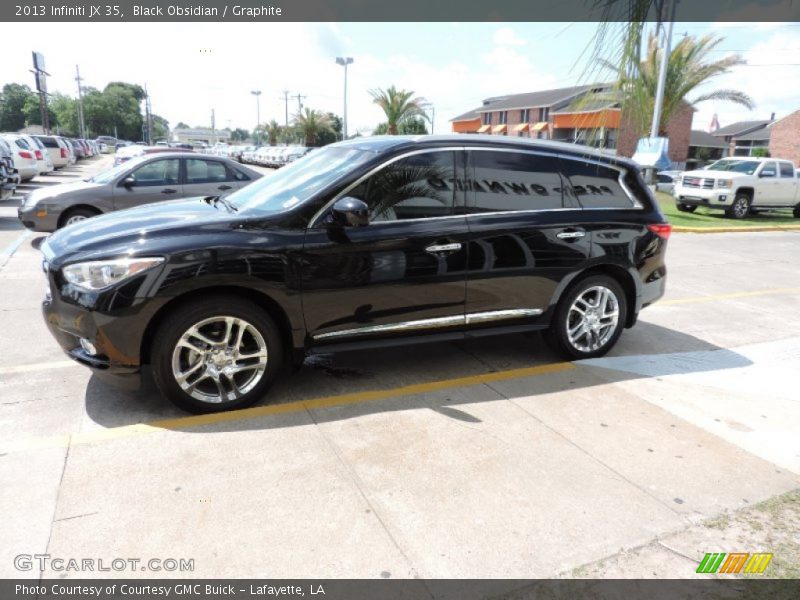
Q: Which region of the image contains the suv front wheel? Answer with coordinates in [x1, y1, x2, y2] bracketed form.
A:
[545, 275, 628, 360]
[151, 296, 283, 413]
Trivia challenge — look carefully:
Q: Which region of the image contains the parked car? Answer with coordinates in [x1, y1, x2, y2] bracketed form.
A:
[283, 146, 312, 165]
[37, 135, 671, 412]
[18, 134, 54, 175]
[96, 136, 118, 152]
[114, 145, 194, 166]
[674, 157, 800, 218]
[654, 170, 682, 194]
[33, 135, 71, 170]
[67, 138, 86, 159]
[0, 137, 21, 200]
[0, 134, 39, 181]
[19, 152, 261, 231]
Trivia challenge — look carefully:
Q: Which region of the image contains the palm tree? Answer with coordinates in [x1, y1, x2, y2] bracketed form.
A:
[265, 120, 282, 146]
[369, 86, 429, 135]
[598, 33, 754, 137]
[293, 108, 334, 147]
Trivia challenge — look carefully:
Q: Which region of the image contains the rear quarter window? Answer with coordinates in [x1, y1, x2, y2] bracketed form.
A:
[560, 158, 635, 209]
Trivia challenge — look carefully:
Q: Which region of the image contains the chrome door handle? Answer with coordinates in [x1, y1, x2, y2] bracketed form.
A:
[556, 230, 585, 240]
[425, 242, 462, 253]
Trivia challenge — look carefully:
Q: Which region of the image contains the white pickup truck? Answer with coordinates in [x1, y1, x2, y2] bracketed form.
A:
[673, 157, 800, 219]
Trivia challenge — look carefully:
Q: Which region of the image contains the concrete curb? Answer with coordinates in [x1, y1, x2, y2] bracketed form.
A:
[673, 225, 800, 234]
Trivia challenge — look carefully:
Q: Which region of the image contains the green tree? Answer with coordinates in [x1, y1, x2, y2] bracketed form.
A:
[0, 83, 36, 131]
[373, 117, 429, 135]
[369, 85, 429, 135]
[315, 113, 343, 146]
[175, 121, 190, 129]
[21, 94, 56, 128]
[152, 115, 170, 140]
[50, 93, 79, 136]
[293, 108, 334, 147]
[600, 33, 754, 137]
[751, 147, 770, 158]
[230, 127, 250, 142]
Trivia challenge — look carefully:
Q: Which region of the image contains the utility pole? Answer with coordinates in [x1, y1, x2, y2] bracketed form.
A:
[650, 0, 676, 140]
[282, 90, 290, 127]
[647, 0, 677, 182]
[144, 83, 153, 144]
[75, 65, 86, 139]
[211, 108, 216, 145]
[293, 93, 306, 113]
[251, 90, 261, 144]
[430, 105, 435, 134]
[335, 57, 354, 140]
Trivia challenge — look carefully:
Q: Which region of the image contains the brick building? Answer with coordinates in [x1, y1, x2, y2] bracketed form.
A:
[450, 83, 693, 168]
[768, 110, 800, 166]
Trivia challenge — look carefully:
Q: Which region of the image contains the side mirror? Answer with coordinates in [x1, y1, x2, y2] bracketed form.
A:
[122, 176, 136, 187]
[331, 197, 369, 227]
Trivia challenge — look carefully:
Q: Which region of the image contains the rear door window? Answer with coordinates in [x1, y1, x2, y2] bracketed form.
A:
[185, 158, 231, 184]
[779, 162, 795, 178]
[466, 150, 564, 213]
[559, 158, 635, 208]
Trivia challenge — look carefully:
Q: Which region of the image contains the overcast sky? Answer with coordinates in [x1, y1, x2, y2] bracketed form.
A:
[3, 22, 799, 137]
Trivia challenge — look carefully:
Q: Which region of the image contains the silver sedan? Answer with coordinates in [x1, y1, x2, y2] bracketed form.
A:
[18, 152, 262, 232]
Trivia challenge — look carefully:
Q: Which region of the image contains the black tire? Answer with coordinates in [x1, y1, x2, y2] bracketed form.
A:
[676, 203, 697, 213]
[151, 295, 284, 413]
[59, 206, 100, 228]
[725, 193, 751, 219]
[544, 275, 628, 360]
[794, 204, 800, 218]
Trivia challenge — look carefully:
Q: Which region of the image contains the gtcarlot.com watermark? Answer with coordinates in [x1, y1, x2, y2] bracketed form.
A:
[14, 553, 194, 573]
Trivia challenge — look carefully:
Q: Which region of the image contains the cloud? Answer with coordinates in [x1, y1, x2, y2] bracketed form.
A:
[493, 27, 527, 47]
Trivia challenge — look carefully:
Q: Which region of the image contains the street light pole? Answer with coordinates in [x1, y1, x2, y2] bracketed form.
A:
[335, 57, 354, 140]
[251, 90, 261, 144]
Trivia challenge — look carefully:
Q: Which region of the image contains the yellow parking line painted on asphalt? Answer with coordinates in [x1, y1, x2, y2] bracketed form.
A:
[0, 360, 77, 376]
[0, 361, 575, 455]
[660, 286, 800, 306]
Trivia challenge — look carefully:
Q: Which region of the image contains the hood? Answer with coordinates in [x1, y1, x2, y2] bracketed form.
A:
[42, 197, 244, 266]
[681, 169, 749, 180]
[26, 180, 103, 205]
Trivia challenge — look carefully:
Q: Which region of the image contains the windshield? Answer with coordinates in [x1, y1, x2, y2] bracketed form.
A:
[88, 156, 147, 184]
[706, 159, 760, 175]
[227, 146, 374, 214]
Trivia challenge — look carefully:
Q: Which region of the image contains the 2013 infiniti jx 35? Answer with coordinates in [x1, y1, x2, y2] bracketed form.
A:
[40, 136, 670, 413]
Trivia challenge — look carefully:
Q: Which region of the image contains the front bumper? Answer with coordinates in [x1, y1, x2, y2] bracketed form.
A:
[674, 187, 734, 207]
[18, 203, 59, 232]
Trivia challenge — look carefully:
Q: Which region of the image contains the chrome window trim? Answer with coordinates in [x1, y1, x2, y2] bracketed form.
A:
[308, 147, 465, 228]
[312, 308, 543, 341]
[308, 144, 644, 228]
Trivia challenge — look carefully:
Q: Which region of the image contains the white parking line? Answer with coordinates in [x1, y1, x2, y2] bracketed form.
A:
[0, 229, 31, 270]
[0, 360, 76, 376]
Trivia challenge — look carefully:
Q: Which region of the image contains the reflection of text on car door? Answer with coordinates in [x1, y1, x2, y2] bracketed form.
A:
[113, 158, 182, 211]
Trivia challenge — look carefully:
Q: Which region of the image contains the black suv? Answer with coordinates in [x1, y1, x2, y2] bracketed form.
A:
[40, 136, 670, 413]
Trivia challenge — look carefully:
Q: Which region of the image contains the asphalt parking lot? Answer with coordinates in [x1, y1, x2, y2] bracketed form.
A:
[1, 157, 798, 581]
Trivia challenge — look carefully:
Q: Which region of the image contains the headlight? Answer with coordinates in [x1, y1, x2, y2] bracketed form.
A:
[62, 257, 164, 291]
[716, 179, 732, 188]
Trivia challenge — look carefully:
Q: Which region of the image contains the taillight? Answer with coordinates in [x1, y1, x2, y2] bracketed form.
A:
[19, 151, 33, 159]
[34, 150, 43, 160]
[647, 223, 672, 240]
[60, 147, 67, 158]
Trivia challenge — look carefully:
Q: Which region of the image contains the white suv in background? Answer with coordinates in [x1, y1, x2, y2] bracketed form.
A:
[33, 135, 71, 170]
[674, 157, 800, 218]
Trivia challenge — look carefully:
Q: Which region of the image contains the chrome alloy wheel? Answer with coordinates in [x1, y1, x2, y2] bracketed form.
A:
[732, 196, 749, 218]
[65, 214, 88, 225]
[171, 316, 268, 404]
[566, 285, 620, 353]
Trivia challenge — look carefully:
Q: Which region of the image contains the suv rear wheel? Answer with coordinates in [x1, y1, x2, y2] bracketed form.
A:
[151, 296, 283, 413]
[676, 203, 697, 213]
[545, 275, 628, 360]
